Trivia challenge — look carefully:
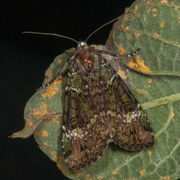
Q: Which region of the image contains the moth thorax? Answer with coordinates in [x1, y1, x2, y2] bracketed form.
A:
[74, 41, 100, 73]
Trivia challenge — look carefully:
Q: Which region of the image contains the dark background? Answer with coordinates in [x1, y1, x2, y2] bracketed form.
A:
[1, 0, 134, 179]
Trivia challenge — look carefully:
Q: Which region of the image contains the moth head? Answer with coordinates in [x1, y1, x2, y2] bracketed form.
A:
[72, 41, 100, 74]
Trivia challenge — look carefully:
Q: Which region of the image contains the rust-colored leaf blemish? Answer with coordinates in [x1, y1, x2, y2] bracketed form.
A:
[174, 6, 180, 11]
[148, 79, 152, 84]
[53, 156, 58, 161]
[85, 174, 90, 179]
[160, 176, 170, 180]
[134, 32, 141, 37]
[118, 69, 127, 81]
[45, 68, 52, 80]
[41, 130, 48, 138]
[112, 171, 117, 175]
[128, 55, 151, 74]
[148, 79, 152, 88]
[65, 48, 76, 54]
[116, 168, 120, 172]
[118, 46, 126, 55]
[123, 14, 130, 21]
[57, 163, 63, 170]
[148, 150, 152, 156]
[160, 23, 164, 28]
[140, 170, 145, 176]
[50, 151, 55, 155]
[57, 59, 62, 64]
[119, 25, 123, 29]
[32, 109, 48, 117]
[152, 8, 157, 12]
[43, 142, 48, 149]
[129, 35, 132, 39]
[161, 0, 168, 4]
[41, 77, 63, 98]
[97, 176, 103, 180]
[26, 118, 33, 126]
[41, 102, 46, 109]
[124, 26, 129, 30]
[154, 33, 159, 38]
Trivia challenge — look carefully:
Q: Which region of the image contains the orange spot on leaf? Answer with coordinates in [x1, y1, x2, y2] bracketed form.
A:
[128, 56, 151, 74]
[41, 102, 46, 109]
[116, 168, 120, 172]
[41, 77, 62, 98]
[160, 23, 164, 28]
[118, 70, 127, 81]
[41, 131, 48, 138]
[134, 33, 141, 37]
[50, 151, 54, 155]
[148, 151, 152, 156]
[171, 112, 175, 117]
[125, 26, 129, 30]
[57, 163, 63, 170]
[161, 0, 168, 4]
[152, 8, 157, 12]
[59, 156, 64, 159]
[140, 170, 145, 176]
[97, 176, 103, 180]
[119, 25, 123, 29]
[33, 109, 48, 117]
[57, 59, 62, 64]
[118, 46, 126, 55]
[45, 68, 52, 80]
[154, 33, 159, 37]
[53, 156, 57, 161]
[85, 174, 90, 180]
[148, 79, 152, 84]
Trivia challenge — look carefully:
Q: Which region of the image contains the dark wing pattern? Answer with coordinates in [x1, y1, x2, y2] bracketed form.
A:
[62, 62, 112, 171]
[110, 71, 154, 150]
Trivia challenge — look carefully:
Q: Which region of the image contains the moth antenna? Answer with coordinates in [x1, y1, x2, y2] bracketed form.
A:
[85, 16, 120, 42]
[22, 31, 79, 44]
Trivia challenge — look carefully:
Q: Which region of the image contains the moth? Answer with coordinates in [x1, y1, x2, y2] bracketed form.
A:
[61, 42, 154, 172]
[10, 17, 154, 172]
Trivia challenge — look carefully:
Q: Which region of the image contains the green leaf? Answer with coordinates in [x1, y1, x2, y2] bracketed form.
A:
[107, 0, 180, 76]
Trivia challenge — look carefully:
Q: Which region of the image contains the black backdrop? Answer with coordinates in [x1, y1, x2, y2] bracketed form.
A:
[1, 0, 134, 179]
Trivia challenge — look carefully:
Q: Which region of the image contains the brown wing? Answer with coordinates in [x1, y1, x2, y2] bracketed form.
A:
[111, 74, 154, 151]
[62, 69, 112, 172]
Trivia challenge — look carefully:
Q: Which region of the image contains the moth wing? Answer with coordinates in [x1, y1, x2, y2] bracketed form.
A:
[112, 75, 154, 151]
[62, 72, 111, 171]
